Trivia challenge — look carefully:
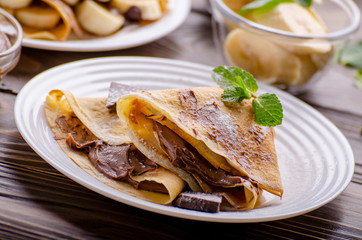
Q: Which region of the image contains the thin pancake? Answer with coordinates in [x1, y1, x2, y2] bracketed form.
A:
[117, 87, 283, 210]
[22, 0, 85, 40]
[44, 90, 185, 205]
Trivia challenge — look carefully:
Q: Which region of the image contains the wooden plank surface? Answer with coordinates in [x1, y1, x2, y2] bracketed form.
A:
[0, 1, 361, 239]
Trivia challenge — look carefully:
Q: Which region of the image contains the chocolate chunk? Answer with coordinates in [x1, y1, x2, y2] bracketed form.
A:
[106, 82, 141, 113]
[173, 192, 222, 213]
[125, 6, 142, 21]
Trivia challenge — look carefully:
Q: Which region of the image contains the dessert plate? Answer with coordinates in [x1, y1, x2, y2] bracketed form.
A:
[22, 0, 191, 52]
[14, 57, 354, 222]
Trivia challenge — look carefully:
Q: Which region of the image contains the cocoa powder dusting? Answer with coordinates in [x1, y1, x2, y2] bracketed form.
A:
[179, 89, 198, 109]
[248, 124, 270, 145]
[178, 90, 242, 153]
[177, 89, 274, 171]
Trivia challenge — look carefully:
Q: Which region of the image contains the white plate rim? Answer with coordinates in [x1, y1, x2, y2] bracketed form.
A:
[14, 56, 355, 223]
[21, 0, 191, 52]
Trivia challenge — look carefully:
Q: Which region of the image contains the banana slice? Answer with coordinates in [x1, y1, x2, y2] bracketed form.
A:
[311, 50, 332, 69]
[253, 3, 327, 34]
[281, 39, 332, 55]
[225, 28, 286, 84]
[286, 5, 332, 55]
[0, 0, 31, 9]
[252, 3, 332, 54]
[224, 28, 310, 86]
[76, 0, 125, 36]
[111, 0, 162, 20]
[276, 53, 302, 86]
[15, 7, 61, 30]
[289, 55, 319, 86]
[297, 55, 319, 86]
[277, 53, 324, 87]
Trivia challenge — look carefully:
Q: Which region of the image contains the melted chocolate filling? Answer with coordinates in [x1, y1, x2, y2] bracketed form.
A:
[153, 121, 247, 187]
[56, 115, 167, 194]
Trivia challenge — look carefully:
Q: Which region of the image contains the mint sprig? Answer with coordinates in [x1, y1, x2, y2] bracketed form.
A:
[212, 66, 283, 127]
[212, 66, 257, 101]
[338, 42, 362, 91]
[252, 93, 283, 126]
[339, 41, 362, 69]
[355, 69, 362, 90]
[239, 0, 312, 15]
[296, 0, 313, 7]
[338, 42, 362, 135]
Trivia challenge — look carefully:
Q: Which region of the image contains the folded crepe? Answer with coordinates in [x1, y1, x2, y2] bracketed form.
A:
[117, 87, 283, 210]
[21, 0, 85, 41]
[44, 90, 184, 204]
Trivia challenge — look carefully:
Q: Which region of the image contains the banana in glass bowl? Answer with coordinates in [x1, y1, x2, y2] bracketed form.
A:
[211, 0, 361, 93]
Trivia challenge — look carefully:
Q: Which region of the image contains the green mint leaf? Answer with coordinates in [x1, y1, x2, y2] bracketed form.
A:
[239, 0, 295, 15]
[296, 0, 312, 7]
[212, 66, 283, 127]
[212, 66, 258, 99]
[221, 87, 250, 102]
[354, 69, 362, 90]
[212, 66, 240, 89]
[252, 93, 283, 126]
[339, 42, 362, 69]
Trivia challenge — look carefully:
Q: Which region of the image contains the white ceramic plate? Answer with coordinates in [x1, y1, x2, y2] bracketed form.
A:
[21, 0, 190, 52]
[14, 57, 354, 223]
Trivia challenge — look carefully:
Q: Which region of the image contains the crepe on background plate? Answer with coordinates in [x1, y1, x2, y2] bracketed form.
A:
[117, 87, 283, 211]
[44, 89, 184, 204]
[18, 0, 86, 41]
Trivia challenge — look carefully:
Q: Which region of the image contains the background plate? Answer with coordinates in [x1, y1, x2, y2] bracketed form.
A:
[22, 0, 190, 52]
[14, 57, 354, 223]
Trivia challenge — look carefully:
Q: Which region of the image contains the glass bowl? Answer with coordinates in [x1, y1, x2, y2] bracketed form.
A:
[0, 8, 22, 78]
[211, 0, 361, 94]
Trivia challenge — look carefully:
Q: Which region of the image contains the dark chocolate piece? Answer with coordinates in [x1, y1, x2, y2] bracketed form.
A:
[125, 6, 142, 21]
[173, 192, 222, 213]
[106, 82, 141, 113]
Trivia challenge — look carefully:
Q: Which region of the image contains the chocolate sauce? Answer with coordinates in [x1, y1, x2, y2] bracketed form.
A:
[56, 115, 167, 194]
[153, 121, 249, 187]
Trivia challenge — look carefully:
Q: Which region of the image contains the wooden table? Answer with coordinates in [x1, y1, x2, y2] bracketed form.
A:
[1, 1, 361, 239]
